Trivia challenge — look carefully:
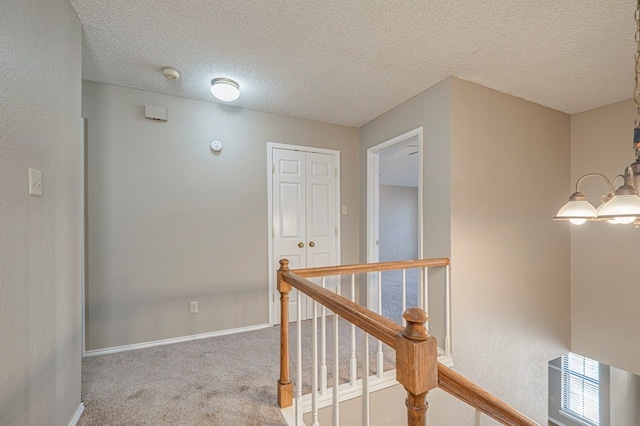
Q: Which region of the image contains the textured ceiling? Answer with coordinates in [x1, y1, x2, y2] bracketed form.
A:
[70, 0, 635, 127]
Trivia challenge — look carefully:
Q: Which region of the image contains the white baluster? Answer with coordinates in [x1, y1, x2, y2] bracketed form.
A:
[333, 284, 340, 425]
[376, 271, 383, 377]
[350, 274, 357, 385]
[311, 300, 319, 426]
[445, 264, 452, 358]
[401, 268, 407, 327]
[475, 408, 482, 425]
[362, 331, 370, 426]
[321, 276, 327, 394]
[295, 293, 303, 426]
[424, 267, 429, 329]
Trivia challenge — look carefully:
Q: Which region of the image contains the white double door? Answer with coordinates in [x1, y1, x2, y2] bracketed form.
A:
[271, 146, 339, 323]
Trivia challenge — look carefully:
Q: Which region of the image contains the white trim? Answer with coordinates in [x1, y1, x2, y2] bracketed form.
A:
[549, 363, 562, 373]
[366, 127, 424, 310]
[437, 352, 454, 368]
[281, 371, 398, 426]
[69, 403, 84, 426]
[366, 150, 380, 265]
[266, 142, 341, 326]
[81, 117, 86, 356]
[548, 416, 568, 426]
[558, 409, 598, 426]
[280, 352, 452, 426]
[83, 323, 269, 357]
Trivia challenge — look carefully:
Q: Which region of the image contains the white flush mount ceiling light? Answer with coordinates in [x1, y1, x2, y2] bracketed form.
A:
[554, 2, 640, 227]
[210, 78, 240, 102]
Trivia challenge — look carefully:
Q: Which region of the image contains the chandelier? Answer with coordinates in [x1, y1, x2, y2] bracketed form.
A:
[554, 1, 640, 227]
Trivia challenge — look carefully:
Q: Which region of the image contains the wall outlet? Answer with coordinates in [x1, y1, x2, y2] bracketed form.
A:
[189, 301, 198, 314]
[549, 395, 555, 404]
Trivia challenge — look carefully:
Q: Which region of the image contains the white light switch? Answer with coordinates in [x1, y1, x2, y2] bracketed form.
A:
[28, 168, 42, 196]
[342, 205, 348, 215]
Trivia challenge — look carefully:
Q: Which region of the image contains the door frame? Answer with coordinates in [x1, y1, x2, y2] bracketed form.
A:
[366, 127, 424, 310]
[267, 142, 341, 326]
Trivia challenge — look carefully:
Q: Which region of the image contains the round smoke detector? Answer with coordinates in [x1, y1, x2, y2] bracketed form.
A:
[162, 67, 180, 80]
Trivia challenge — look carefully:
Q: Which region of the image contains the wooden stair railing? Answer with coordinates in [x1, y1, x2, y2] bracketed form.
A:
[277, 258, 538, 426]
[437, 364, 537, 425]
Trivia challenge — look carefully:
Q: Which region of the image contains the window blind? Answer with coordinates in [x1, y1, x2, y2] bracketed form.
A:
[562, 353, 599, 425]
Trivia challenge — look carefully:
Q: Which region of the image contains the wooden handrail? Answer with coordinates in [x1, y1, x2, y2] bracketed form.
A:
[292, 258, 450, 278]
[282, 269, 403, 348]
[437, 363, 538, 426]
[277, 258, 538, 426]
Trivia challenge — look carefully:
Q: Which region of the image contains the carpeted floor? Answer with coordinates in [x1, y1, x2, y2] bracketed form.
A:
[80, 325, 288, 425]
[79, 272, 418, 425]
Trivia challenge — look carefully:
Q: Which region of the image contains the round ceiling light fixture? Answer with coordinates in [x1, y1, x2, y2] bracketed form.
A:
[210, 78, 240, 102]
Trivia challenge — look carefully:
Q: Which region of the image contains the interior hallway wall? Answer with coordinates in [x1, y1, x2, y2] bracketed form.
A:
[360, 77, 571, 424]
[379, 185, 419, 261]
[82, 81, 359, 351]
[449, 78, 570, 424]
[570, 99, 640, 376]
[0, 0, 83, 424]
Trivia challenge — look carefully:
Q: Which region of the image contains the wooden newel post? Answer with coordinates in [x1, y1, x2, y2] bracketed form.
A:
[395, 308, 438, 426]
[277, 259, 293, 408]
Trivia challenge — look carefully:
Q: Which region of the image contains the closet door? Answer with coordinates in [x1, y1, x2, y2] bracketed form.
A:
[272, 148, 338, 323]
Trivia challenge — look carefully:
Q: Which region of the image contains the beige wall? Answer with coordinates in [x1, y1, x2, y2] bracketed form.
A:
[0, 0, 83, 424]
[449, 78, 571, 424]
[83, 81, 359, 350]
[359, 78, 452, 262]
[379, 185, 419, 261]
[610, 366, 639, 426]
[359, 77, 571, 423]
[570, 99, 640, 376]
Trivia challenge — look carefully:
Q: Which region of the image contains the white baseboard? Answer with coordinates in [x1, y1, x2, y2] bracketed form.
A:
[83, 323, 270, 357]
[69, 403, 84, 426]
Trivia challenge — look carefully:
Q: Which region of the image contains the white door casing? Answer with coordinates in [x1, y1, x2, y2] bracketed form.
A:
[366, 127, 424, 311]
[268, 143, 340, 324]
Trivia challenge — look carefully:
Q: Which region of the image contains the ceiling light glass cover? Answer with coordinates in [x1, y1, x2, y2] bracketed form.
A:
[210, 78, 240, 102]
[554, 192, 597, 225]
[596, 189, 640, 222]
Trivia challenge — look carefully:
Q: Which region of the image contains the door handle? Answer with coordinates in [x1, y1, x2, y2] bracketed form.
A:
[298, 242, 304, 248]
[309, 241, 315, 247]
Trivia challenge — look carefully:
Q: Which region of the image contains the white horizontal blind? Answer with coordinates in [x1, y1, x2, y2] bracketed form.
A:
[562, 353, 599, 425]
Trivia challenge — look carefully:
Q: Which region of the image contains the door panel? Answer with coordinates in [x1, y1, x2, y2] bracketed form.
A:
[306, 153, 337, 295]
[273, 149, 307, 322]
[279, 182, 303, 238]
[272, 148, 338, 323]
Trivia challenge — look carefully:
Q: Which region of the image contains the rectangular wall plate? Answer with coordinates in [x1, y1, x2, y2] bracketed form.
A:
[145, 104, 168, 122]
[28, 168, 42, 196]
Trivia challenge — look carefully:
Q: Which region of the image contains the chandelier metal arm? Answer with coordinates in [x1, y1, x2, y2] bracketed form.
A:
[574, 173, 614, 195]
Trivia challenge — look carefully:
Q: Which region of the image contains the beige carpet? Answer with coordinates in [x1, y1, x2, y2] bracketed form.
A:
[80, 325, 288, 425]
[80, 274, 416, 425]
[80, 321, 398, 425]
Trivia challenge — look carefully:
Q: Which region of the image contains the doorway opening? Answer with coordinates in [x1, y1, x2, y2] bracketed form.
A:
[366, 128, 423, 321]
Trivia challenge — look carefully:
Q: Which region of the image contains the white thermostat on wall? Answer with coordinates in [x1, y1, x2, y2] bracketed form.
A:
[210, 140, 223, 152]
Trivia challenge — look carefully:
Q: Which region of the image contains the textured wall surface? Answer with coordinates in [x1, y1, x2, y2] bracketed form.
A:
[449, 78, 571, 424]
[360, 77, 572, 423]
[379, 185, 419, 262]
[570, 99, 640, 376]
[83, 82, 359, 351]
[0, 0, 83, 424]
[359, 78, 452, 262]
